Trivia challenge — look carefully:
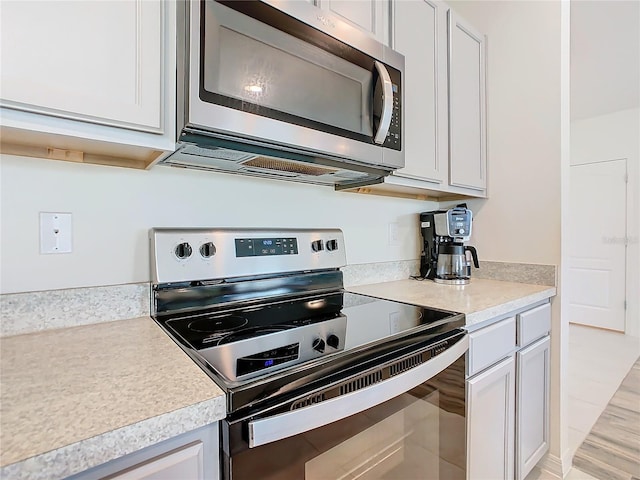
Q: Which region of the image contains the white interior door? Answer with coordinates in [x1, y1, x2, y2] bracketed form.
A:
[568, 159, 627, 331]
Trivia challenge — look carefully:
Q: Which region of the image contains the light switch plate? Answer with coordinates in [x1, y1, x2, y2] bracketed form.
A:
[40, 212, 72, 254]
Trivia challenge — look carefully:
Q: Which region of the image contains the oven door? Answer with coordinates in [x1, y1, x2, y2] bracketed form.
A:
[222, 333, 468, 480]
[185, 0, 403, 169]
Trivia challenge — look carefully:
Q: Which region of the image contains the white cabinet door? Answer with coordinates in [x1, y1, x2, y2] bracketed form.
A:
[467, 355, 515, 480]
[69, 423, 218, 480]
[1, 0, 163, 133]
[392, 0, 448, 184]
[316, 0, 389, 45]
[516, 336, 550, 480]
[110, 442, 204, 480]
[448, 10, 486, 191]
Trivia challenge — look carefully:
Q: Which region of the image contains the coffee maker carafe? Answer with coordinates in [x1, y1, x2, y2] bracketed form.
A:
[420, 205, 479, 285]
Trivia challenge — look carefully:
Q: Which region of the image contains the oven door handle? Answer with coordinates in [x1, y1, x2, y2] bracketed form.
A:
[247, 335, 468, 448]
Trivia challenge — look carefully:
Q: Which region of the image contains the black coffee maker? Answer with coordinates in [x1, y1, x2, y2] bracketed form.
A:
[420, 204, 479, 284]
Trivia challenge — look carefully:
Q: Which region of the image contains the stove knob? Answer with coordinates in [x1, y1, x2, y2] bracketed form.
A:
[200, 242, 216, 258]
[175, 242, 192, 259]
[311, 240, 324, 252]
[326, 334, 340, 349]
[326, 239, 338, 251]
[312, 338, 326, 353]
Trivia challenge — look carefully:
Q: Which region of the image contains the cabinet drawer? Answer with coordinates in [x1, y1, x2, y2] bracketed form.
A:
[517, 303, 551, 347]
[468, 316, 516, 377]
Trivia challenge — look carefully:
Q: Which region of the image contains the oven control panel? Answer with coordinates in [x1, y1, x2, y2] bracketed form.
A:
[236, 343, 300, 376]
[197, 315, 348, 382]
[150, 228, 346, 284]
[235, 237, 299, 257]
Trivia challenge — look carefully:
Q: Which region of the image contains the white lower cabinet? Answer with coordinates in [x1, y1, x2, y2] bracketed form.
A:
[516, 333, 551, 479]
[68, 423, 218, 480]
[467, 301, 551, 480]
[109, 442, 205, 480]
[467, 355, 516, 480]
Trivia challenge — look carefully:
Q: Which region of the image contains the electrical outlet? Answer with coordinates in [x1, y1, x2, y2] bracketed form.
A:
[40, 212, 72, 254]
[388, 222, 400, 246]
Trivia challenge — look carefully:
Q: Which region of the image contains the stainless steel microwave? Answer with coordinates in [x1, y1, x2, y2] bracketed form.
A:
[162, 0, 405, 188]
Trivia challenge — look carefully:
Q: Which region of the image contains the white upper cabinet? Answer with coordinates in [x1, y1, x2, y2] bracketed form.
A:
[0, 0, 176, 169]
[448, 10, 487, 191]
[316, 0, 390, 45]
[1, 1, 162, 132]
[348, 1, 487, 200]
[392, 0, 448, 184]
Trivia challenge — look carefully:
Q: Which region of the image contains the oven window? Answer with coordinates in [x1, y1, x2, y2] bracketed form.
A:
[228, 356, 466, 480]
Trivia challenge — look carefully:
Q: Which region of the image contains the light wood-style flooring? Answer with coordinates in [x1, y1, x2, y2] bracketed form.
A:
[568, 324, 640, 456]
[572, 357, 640, 480]
[526, 324, 640, 480]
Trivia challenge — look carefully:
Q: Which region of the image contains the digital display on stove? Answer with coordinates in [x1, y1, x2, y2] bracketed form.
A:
[236, 343, 299, 376]
[235, 238, 299, 257]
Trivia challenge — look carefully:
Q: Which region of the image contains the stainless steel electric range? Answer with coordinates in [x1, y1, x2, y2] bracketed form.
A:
[151, 228, 469, 480]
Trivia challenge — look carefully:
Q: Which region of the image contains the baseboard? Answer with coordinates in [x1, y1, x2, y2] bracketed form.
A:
[537, 452, 563, 478]
[562, 448, 574, 476]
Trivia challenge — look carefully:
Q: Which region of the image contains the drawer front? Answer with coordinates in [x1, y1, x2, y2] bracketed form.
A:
[517, 303, 551, 347]
[468, 316, 516, 377]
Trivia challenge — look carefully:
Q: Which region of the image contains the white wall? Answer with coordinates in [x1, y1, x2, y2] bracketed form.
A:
[571, 108, 640, 337]
[448, 1, 563, 266]
[447, 0, 569, 473]
[572, 108, 640, 164]
[0, 154, 436, 294]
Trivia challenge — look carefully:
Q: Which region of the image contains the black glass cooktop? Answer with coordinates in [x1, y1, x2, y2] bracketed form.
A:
[162, 291, 457, 352]
[165, 292, 344, 350]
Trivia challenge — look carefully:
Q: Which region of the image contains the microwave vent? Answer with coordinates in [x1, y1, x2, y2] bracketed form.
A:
[181, 145, 257, 162]
[241, 157, 338, 177]
[332, 170, 370, 179]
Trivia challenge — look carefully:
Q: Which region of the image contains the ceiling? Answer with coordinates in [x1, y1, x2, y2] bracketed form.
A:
[571, 0, 640, 121]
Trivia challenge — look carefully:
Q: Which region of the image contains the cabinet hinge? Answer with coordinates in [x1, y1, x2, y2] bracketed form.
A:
[625, 173, 629, 183]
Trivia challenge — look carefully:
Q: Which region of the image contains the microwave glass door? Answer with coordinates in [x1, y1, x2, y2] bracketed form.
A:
[226, 356, 466, 480]
[201, 1, 396, 143]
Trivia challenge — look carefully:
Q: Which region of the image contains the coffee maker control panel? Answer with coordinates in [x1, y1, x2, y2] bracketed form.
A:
[433, 208, 473, 241]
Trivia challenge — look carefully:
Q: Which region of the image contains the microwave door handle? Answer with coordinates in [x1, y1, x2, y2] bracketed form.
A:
[373, 60, 394, 145]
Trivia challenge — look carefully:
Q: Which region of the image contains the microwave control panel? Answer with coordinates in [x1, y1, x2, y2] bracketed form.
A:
[382, 67, 402, 151]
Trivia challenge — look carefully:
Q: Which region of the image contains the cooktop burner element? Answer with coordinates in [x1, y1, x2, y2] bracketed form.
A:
[187, 315, 248, 333]
[215, 326, 291, 345]
[164, 291, 345, 351]
[150, 228, 465, 413]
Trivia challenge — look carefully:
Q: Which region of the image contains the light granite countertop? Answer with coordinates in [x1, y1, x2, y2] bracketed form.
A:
[348, 278, 556, 331]
[0, 316, 226, 480]
[0, 277, 555, 479]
